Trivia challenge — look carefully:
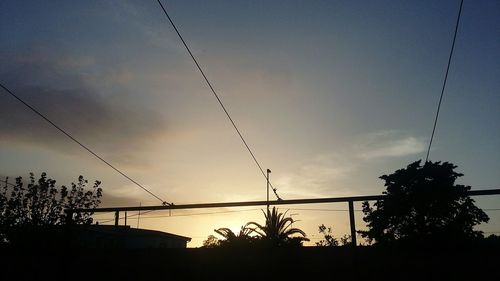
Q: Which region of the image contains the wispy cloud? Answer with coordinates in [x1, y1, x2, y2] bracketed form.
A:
[356, 131, 426, 160]
[274, 131, 426, 199]
[276, 153, 356, 198]
[0, 51, 168, 166]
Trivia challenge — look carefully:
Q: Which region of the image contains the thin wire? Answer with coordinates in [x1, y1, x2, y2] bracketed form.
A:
[91, 211, 115, 217]
[135, 208, 260, 219]
[425, 0, 464, 162]
[97, 210, 157, 224]
[155, 0, 282, 200]
[96, 208, 260, 223]
[0, 83, 169, 205]
[288, 208, 363, 212]
[96, 207, 499, 224]
[97, 219, 116, 224]
[96, 205, 499, 224]
[0, 178, 16, 187]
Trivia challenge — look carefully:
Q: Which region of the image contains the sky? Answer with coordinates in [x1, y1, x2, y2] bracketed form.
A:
[1, 0, 499, 247]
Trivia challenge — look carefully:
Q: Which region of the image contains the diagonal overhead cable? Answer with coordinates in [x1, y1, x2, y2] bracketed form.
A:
[0, 83, 170, 205]
[155, 0, 282, 200]
[425, 0, 464, 162]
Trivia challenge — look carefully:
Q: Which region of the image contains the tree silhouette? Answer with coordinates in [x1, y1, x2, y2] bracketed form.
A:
[0, 172, 102, 243]
[245, 207, 309, 247]
[360, 161, 489, 245]
[202, 235, 220, 248]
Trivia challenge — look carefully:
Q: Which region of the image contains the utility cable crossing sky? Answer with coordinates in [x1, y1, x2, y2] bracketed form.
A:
[156, 0, 282, 200]
[0, 0, 488, 208]
[425, 0, 464, 162]
[0, 83, 170, 206]
[1, 0, 286, 205]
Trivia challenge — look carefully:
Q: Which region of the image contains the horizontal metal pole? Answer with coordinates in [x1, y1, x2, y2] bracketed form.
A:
[72, 188, 500, 213]
[467, 189, 500, 196]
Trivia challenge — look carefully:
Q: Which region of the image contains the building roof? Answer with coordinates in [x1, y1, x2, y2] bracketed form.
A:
[84, 225, 191, 242]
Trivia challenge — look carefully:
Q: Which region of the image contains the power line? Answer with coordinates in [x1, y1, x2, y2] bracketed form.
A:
[133, 208, 261, 219]
[425, 0, 464, 162]
[0, 83, 169, 205]
[96, 208, 260, 223]
[97, 210, 156, 224]
[90, 211, 116, 217]
[288, 208, 363, 212]
[155, 0, 282, 201]
[0, 178, 16, 187]
[95, 205, 500, 225]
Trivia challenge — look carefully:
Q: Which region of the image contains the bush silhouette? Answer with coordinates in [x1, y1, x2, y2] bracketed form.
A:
[245, 207, 309, 247]
[209, 207, 309, 248]
[0, 172, 102, 244]
[315, 224, 351, 246]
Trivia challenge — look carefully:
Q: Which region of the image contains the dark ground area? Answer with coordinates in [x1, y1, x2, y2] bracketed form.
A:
[1, 242, 499, 281]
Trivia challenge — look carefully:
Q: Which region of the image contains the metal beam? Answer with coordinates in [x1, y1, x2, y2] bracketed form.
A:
[348, 200, 357, 247]
[71, 188, 500, 213]
[467, 189, 500, 196]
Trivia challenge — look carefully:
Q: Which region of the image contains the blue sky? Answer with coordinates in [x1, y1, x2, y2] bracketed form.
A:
[1, 0, 499, 246]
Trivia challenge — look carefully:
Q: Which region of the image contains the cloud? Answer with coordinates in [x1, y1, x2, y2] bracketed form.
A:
[356, 131, 426, 160]
[9, 49, 96, 69]
[274, 131, 426, 199]
[0, 51, 168, 165]
[275, 153, 356, 198]
[92, 192, 143, 208]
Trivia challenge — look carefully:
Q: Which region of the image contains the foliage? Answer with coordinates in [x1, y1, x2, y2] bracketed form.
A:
[212, 226, 255, 247]
[315, 224, 352, 247]
[316, 224, 339, 246]
[360, 161, 489, 245]
[207, 207, 309, 248]
[0, 172, 102, 242]
[339, 234, 351, 246]
[202, 235, 221, 248]
[245, 207, 309, 247]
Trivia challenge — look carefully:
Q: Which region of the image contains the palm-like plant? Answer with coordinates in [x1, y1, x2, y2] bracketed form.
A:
[245, 207, 309, 246]
[214, 226, 254, 246]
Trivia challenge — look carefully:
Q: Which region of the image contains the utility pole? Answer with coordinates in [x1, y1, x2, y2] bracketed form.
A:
[266, 169, 271, 211]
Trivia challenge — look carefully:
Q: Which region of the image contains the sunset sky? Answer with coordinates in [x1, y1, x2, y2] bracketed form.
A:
[1, 0, 499, 246]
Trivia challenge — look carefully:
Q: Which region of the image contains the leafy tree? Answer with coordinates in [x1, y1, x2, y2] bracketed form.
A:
[245, 207, 309, 247]
[315, 224, 352, 247]
[360, 161, 489, 245]
[202, 235, 221, 248]
[0, 172, 102, 243]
